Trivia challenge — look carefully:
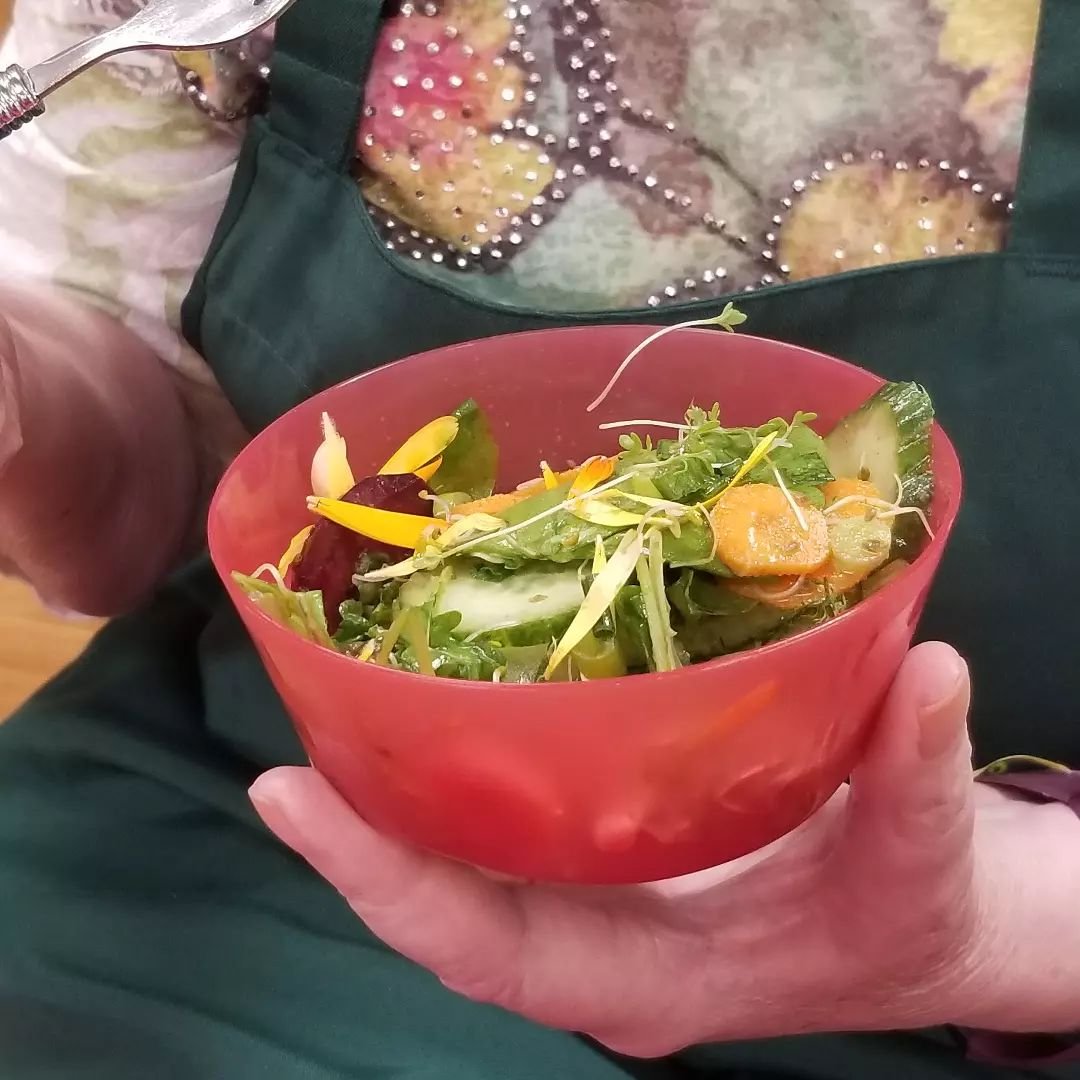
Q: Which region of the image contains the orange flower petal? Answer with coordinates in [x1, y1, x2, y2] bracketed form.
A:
[569, 455, 615, 498]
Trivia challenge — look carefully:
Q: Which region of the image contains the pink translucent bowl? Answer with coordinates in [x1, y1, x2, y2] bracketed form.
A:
[209, 326, 962, 884]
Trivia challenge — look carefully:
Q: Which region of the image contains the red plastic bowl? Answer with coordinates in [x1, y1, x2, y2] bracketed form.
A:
[209, 326, 962, 884]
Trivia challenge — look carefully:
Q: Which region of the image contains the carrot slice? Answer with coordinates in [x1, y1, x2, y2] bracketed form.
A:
[822, 478, 881, 518]
[709, 484, 829, 577]
[454, 457, 618, 519]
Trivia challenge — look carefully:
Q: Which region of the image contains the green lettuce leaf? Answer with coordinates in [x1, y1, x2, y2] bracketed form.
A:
[231, 572, 332, 647]
[430, 399, 498, 500]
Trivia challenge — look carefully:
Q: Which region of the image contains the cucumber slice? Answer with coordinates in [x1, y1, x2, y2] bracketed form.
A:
[824, 382, 934, 507]
[827, 516, 893, 577]
[433, 561, 585, 645]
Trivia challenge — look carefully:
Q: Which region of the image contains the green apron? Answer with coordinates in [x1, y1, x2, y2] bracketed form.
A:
[2, 0, 1079, 1076]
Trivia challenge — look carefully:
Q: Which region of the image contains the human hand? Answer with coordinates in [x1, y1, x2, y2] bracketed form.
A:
[0, 285, 198, 615]
[250, 643, 1080, 1056]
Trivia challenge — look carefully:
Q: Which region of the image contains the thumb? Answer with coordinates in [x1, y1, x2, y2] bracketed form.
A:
[847, 642, 975, 871]
[249, 767, 526, 1001]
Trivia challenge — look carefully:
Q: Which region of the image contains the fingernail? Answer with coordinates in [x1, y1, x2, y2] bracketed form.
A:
[917, 649, 967, 759]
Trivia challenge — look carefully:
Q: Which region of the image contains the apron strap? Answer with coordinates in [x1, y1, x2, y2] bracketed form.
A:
[267, 0, 385, 172]
[1010, 0, 1080, 258]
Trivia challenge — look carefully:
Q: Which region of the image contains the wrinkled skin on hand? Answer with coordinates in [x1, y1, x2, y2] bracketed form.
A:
[251, 643, 1080, 1055]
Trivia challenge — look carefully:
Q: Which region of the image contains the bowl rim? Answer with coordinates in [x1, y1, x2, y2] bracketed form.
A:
[208, 324, 963, 697]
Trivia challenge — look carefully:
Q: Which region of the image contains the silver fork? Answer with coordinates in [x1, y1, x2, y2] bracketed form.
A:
[0, 0, 298, 140]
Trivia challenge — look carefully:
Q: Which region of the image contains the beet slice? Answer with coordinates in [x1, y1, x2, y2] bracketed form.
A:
[290, 474, 429, 631]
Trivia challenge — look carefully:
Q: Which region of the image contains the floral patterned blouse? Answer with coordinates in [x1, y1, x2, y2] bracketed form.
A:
[0, 0, 1042, 448]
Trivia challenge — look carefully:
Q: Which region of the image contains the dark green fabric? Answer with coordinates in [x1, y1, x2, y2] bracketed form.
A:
[2, 0, 1080, 1076]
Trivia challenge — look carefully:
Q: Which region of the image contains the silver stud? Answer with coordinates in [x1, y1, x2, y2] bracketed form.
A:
[957, 167, 971, 181]
[572, 162, 587, 176]
[449, 74, 464, 88]
[792, 178, 806, 192]
[391, 38, 406, 52]
[872, 241, 886, 255]
[644, 175, 658, 188]
[834, 248, 845, 260]
[664, 285, 677, 298]
[823, 160, 836, 172]
[870, 149, 885, 162]
[895, 160, 910, 171]
[391, 104, 405, 118]
[917, 217, 933, 230]
[647, 295, 661, 308]
[841, 151, 855, 164]
[972, 182, 985, 194]
[939, 160, 951, 171]
[924, 244, 938, 255]
[393, 74, 409, 88]
[778, 263, 790, 274]
[762, 248, 774, 260]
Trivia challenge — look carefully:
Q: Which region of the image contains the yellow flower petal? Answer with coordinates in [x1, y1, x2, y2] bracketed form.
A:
[415, 457, 443, 483]
[570, 499, 645, 528]
[433, 512, 507, 549]
[701, 430, 781, 509]
[311, 413, 356, 499]
[380, 416, 460, 476]
[540, 460, 558, 490]
[592, 536, 608, 576]
[277, 525, 314, 578]
[307, 497, 444, 549]
[569, 455, 615, 498]
[544, 530, 644, 680]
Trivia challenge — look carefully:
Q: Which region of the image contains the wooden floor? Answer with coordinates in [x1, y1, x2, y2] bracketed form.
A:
[0, 578, 100, 719]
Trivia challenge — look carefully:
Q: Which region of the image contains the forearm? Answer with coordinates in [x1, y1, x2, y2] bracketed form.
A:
[0, 282, 198, 615]
[955, 786, 1080, 1036]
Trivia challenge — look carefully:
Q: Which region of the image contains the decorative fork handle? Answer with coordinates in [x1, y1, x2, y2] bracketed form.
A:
[0, 65, 43, 140]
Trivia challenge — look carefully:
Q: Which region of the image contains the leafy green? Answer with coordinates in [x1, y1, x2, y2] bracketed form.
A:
[430, 399, 498, 500]
[674, 605, 790, 660]
[667, 569, 756, 620]
[396, 611, 505, 681]
[613, 586, 653, 671]
[636, 531, 680, 672]
[501, 644, 551, 683]
[334, 577, 402, 654]
[232, 572, 332, 647]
